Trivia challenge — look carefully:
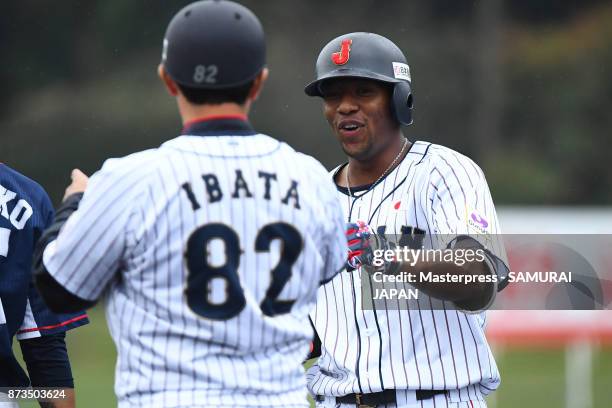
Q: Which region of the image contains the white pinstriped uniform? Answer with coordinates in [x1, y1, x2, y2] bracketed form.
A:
[42, 119, 347, 408]
[308, 141, 508, 408]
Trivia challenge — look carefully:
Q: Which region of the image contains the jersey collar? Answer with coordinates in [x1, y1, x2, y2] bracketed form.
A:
[181, 114, 257, 137]
[333, 140, 416, 197]
[333, 163, 374, 195]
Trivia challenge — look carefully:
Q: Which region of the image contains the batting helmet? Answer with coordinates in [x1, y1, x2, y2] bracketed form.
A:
[305, 32, 413, 126]
[162, 0, 266, 89]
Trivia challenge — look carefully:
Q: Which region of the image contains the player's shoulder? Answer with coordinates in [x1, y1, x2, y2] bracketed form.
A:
[415, 141, 484, 177]
[86, 149, 171, 201]
[97, 148, 167, 178]
[0, 163, 52, 208]
[274, 141, 332, 179]
[269, 142, 340, 202]
[292, 150, 331, 178]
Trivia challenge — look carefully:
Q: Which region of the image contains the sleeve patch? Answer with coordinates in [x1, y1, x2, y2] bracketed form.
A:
[467, 208, 489, 234]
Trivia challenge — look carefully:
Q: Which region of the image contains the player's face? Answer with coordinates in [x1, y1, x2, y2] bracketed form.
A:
[321, 78, 398, 160]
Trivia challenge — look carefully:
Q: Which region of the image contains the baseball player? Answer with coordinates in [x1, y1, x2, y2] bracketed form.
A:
[304, 33, 509, 407]
[0, 163, 88, 408]
[32, 1, 347, 407]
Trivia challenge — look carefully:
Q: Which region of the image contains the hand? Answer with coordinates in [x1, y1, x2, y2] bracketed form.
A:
[63, 169, 89, 202]
[346, 221, 396, 271]
[346, 221, 373, 270]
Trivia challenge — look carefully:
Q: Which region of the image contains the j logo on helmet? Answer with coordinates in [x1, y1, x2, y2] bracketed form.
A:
[331, 39, 352, 65]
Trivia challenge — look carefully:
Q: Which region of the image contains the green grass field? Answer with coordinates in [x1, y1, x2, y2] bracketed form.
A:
[13, 306, 612, 407]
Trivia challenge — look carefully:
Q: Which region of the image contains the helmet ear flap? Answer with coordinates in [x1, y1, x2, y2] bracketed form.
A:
[391, 81, 413, 126]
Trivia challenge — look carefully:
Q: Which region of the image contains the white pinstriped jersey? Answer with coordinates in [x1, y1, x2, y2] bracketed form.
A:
[308, 141, 508, 406]
[42, 118, 347, 408]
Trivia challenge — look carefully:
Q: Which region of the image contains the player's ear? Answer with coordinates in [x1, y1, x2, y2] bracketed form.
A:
[248, 68, 269, 102]
[158, 64, 179, 96]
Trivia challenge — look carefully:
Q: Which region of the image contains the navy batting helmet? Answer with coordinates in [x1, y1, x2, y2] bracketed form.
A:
[162, 0, 266, 89]
[305, 32, 413, 126]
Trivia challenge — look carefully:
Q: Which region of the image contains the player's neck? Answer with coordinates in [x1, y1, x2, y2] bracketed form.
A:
[178, 98, 251, 125]
[345, 135, 409, 187]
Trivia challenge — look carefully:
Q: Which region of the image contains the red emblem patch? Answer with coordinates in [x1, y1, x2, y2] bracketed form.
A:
[394, 200, 402, 210]
[331, 39, 352, 65]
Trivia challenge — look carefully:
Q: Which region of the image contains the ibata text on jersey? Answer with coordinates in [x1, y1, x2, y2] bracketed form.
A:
[180, 170, 301, 210]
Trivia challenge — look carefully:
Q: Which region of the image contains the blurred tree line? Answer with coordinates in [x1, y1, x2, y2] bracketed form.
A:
[1, 0, 611, 205]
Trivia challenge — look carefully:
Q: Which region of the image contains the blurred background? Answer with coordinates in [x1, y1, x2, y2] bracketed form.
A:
[4, 0, 611, 407]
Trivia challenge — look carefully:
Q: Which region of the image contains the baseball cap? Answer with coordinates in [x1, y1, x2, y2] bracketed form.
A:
[162, 0, 266, 89]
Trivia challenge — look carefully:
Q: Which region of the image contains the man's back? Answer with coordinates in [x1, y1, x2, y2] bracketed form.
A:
[42, 117, 347, 407]
[1, 164, 52, 333]
[0, 164, 53, 385]
[0, 164, 88, 394]
[34, 3, 348, 406]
